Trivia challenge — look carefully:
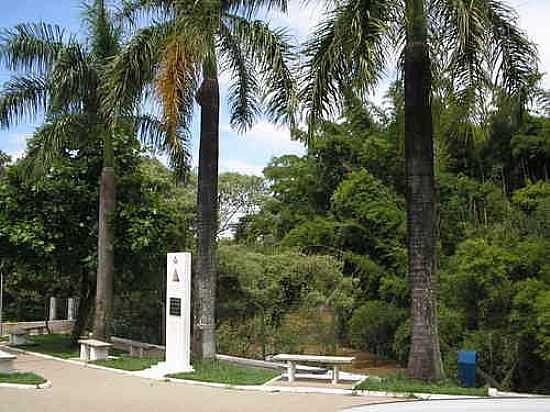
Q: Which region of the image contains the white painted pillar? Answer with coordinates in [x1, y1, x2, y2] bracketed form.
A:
[67, 298, 76, 321]
[165, 252, 193, 373]
[49, 297, 57, 321]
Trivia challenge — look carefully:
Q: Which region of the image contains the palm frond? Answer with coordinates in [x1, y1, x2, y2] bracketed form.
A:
[223, 0, 288, 16]
[0, 23, 68, 74]
[48, 42, 96, 113]
[116, 0, 176, 26]
[0, 75, 48, 128]
[219, 22, 261, 132]
[437, 0, 538, 101]
[103, 21, 171, 119]
[82, 0, 122, 61]
[131, 113, 191, 181]
[223, 14, 297, 128]
[300, 0, 392, 136]
[156, 34, 202, 138]
[23, 113, 86, 176]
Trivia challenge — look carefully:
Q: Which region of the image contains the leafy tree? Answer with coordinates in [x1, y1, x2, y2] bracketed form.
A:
[218, 173, 267, 236]
[301, 0, 538, 380]
[108, 0, 296, 358]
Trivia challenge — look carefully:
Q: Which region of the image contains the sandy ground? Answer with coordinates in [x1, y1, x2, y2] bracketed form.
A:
[0, 352, 397, 412]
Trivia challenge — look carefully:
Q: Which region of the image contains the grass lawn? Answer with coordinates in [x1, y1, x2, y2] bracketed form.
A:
[93, 356, 162, 371]
[0, 372, 46, 385]
[167, 359, 279, 385]
[19, 334, 79, 359]
[356, 373, 488, 396]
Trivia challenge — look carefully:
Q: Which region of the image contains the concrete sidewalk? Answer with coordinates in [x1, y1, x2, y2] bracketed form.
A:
[0, 352, 395, 412]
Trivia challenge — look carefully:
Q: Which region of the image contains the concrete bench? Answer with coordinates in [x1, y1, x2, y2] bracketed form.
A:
[78, 339, 112, 362]
[8, 329, 30, 346]
[0, 350, 16, 373]
[23, 325, 48, 335]
[272, 354, 355, 384]
[111, 337, 157, 358]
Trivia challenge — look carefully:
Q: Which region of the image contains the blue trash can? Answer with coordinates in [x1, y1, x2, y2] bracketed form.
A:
[458, 351, 478, 387]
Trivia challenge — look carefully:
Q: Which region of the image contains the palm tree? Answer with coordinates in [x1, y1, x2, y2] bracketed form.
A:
[302, 0, 538, 380]
[0, 0, 188, 340]
[106, 0, 296, 358]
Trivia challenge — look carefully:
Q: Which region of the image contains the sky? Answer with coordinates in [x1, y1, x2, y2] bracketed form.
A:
[0, 0, 549, 175]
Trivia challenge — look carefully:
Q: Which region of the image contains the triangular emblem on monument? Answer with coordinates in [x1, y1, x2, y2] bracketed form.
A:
[172, 268, 180, 282]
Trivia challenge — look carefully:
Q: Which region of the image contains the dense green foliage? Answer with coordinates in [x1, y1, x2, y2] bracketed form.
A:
[229, 97, 550, 393]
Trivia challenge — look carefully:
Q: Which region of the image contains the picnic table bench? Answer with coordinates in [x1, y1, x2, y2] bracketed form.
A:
[272, 354, 355, 384]
[78, 339, 112, 362]
[0, 350, 16, 373]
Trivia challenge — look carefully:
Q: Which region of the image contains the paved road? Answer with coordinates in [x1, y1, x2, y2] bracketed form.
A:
[344, 398, 550, 412]
[0, 352, 394, 412]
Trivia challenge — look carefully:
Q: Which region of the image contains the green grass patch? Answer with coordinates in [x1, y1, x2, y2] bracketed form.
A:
[356, 373, 488, 396]
[0, 372, 46, 385]
[167, 359, 279, 385]
[19, 334, 78, 359]
[93, 356, 162, 371]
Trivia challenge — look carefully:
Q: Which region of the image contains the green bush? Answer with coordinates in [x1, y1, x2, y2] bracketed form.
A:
[349, 300, 405, 356]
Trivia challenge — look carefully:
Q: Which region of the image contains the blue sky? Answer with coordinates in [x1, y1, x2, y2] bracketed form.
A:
[0, 0, 549, 174]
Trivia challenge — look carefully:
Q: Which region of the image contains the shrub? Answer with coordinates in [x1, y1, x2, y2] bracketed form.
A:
[349, 300, 405, 356]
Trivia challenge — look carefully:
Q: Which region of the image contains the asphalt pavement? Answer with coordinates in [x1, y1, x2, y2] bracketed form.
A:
[344, 398, 550, 412]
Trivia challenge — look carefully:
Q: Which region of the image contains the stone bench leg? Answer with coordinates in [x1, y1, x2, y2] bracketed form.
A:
[90, 346, 109, 361]
[287, 361, 296, 383]
[10, 334, 28, 346]
[80, 344, 90, 361]
[0, 359, 15, 373]
[332, 365, 339, 384]
[129, 346, 145, 358]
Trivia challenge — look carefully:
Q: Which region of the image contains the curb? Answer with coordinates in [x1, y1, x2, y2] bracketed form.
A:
[0, 380, 51, 390]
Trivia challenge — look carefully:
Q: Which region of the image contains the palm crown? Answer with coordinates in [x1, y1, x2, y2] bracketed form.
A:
[107, 0, 297, 137]
[0, 0, 189, 175]
[302, 0, 539, 129]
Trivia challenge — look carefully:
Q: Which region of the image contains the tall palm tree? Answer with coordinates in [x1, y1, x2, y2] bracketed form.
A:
[302, 0, 538, 380]
[0, 0, 188, 340]
[107, 0, 296, 358]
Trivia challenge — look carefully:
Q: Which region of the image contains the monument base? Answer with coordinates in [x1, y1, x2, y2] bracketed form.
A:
[136, 361, 194, 379]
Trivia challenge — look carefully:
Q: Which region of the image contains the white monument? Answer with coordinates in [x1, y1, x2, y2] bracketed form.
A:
[164, 252, 193, 373]
[136, 252, 193, 378]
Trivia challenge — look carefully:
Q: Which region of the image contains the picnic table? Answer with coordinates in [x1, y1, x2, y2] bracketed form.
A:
[272, 354, 355, 384]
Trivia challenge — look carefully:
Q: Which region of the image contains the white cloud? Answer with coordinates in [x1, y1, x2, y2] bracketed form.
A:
[507, 0, 550, 88]
[3, 133, 31, 159]
[225, 121, 305, 154]
[267, 3, 325, 40]
[219, 159, 265, 176]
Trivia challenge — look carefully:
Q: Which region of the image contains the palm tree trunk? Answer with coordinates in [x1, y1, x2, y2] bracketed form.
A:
[93, 133, 117, 341]
[195, 76, 220, 359]
[404, 0, 444, 381]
